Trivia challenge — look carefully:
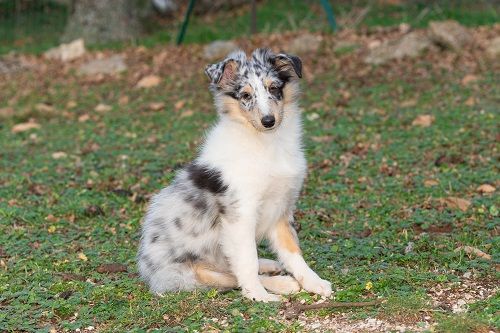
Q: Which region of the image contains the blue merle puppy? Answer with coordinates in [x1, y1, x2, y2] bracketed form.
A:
[138, 48, 332, 302]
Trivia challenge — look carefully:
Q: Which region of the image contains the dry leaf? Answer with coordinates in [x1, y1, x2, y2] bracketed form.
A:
[0, 107, 14, 118]
[464, 96, 475, 106]
[306, 112, 320, 121]
[52, 151, 67, 159]
[47, 225, 56, 233]
[148, 102, 165, 111]
[461, 74, 479, 86]
[78, 114, 90, 122]
[454, 246, 491, 260]
[11, 121, 40, 133]
[94, 103, 112, 112]
[66, 101, 78, 109]
[180, 110, 194, 118]
[439, 197, 471, 212]
[400, 99, 417, 108]
[97, 263, 128, 274]
[119, 95, 129, 105]
[412, 115, 434, 127]
[78, 252, 88, 261]
[477, 184, 495, 194]
[424, 179, 439, 187]
[136, 75, 161, 88]
[35, 103, 54, 112]
[174, 100, 185, 110]
[311, 135, 334, 143]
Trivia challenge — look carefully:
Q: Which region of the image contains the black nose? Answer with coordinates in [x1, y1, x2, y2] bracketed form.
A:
[261, 115, 275, 128]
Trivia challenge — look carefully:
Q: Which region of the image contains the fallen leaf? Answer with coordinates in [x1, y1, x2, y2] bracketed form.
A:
[174, 100, 185, 110]
[78, 114, 90, 122]
[412, 114, 434, 127]
[461, 74, 479, 86]
[424, 179, 439, 187]
[59, 272, 86, 281]
[136, 75, 161, 88]
[35, 103, 54, 112]
[477, 184, 495, 194]
[85, 205, 105, 217]
[94, 103, 112, 112]
[52, 151, 67, 159]
[66, 101, 78, 109]
[11, 121, 40, 133]
[400, 99, 417, 108]
[311, 135, 334, 143]
[0, 107, 14, 118]
[306, 112, 320, 121]
[148, 102, 165, 111]
[454, 246, 491, 260]
[439, 197, 471, 212]
[180, 110, 194, 118]
[97, 263, 128, 274]
[119, 95, 129, 105]
[47, 225, 56, 233]
[78, 252, 88, 261]
[45, 214, 59, 222]
[464, 96, 475, 106]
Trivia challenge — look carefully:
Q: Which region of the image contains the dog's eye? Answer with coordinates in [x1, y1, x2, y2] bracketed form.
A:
[240, 92, 252, 101]
[269, 84, 282, 97]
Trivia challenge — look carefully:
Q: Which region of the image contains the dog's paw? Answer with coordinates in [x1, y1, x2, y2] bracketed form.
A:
[243, 287, 283, 302]
[300, 276, 332, 297]
[258, 258, 283, 275]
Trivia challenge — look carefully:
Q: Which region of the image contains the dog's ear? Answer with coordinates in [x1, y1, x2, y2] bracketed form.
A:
[271, 53, 302, 79]
[205, 59, 239, 89]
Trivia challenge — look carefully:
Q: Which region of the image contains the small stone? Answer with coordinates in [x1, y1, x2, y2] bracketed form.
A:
[365, 31, 431, 64]
[203, 40, 239, 61]
[44, 39, 85, 62]
[288, 33, 322, 55]
[78, 55, 127, 76]
[486, 36, 500, 59]
[429, 20, 472, 51]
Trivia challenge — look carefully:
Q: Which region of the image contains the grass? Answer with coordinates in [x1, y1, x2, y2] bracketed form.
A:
[0, 0, 498, 55]
[0, 2, 499, 332]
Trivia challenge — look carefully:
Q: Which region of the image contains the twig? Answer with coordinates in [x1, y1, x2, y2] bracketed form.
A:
[284, 299, 383, 320]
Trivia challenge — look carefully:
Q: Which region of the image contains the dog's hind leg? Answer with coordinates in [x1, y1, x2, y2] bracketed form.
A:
[194, 262, 298, 296]
[193, 263, 238, 289]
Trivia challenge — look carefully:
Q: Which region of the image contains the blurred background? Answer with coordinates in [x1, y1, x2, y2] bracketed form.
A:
[0, 0, 498, 54]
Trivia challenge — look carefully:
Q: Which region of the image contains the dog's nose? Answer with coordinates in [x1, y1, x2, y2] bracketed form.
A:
[261, 115, 275, 128]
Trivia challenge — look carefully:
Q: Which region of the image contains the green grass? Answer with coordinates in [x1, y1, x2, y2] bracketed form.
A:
[1, 0, 498, 55]
[0, 50, 498, 331]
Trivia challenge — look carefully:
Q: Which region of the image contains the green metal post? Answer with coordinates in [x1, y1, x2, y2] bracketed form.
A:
[320, 0, 337, 31]
[176, 0, 197, 45]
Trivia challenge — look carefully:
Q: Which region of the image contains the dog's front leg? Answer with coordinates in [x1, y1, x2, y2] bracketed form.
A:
[267, 215, 332, 297]
[220, 214, 281, 302]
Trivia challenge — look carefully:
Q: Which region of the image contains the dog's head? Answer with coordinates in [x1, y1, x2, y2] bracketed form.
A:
[205, 48, 302, 132]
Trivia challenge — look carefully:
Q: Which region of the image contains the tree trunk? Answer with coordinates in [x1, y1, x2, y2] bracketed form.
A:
[62, 0, 142, 44]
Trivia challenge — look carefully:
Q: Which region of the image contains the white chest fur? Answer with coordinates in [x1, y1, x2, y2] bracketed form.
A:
[199, 107, 306, 237]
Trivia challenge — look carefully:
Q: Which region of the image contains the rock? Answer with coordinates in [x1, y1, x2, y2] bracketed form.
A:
[44, 39, 86, 62]
[288, 33, 322, 55]
[429, 20, 472, 51]
[486, 36, 500, 59]
[203, 40, 239, 61]
[77, 55, 127, 75]
[365, 31, 431, 64]
[0, 54, 31, 75]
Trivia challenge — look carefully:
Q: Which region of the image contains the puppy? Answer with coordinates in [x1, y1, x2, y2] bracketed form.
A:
[137, 48, 332, 302]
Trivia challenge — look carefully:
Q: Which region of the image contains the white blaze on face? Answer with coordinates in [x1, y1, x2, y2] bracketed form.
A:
[250, 74, 271, 116]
